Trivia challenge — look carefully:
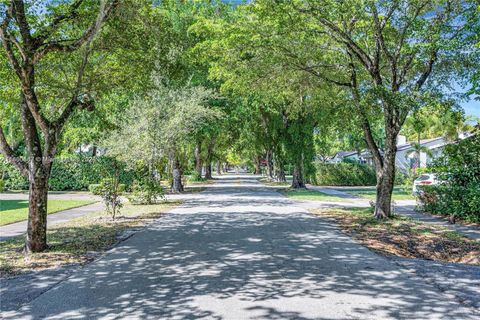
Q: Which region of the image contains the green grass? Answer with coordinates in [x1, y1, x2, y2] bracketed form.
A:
[284, 189, 351, 202]
[0, 200, 95, 226]
[338, 186, 415, 200]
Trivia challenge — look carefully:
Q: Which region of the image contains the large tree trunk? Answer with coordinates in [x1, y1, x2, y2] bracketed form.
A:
[216, 162, 222, 175]
[204, 139, 215, 179]
[373, 133, 397, 218]
[266, 150, 274, 179]
[291, 154, 306, 189]
[275, 162, 286, 183]
[205, 164, 213, 179]
[254, 156, 261, 174]
[194, 141, 202, 178]
[25, 170, 49, 253]
[171, 156, 184, 193]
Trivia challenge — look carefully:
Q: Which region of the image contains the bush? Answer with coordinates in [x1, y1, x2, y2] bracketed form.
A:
[99, 177, 123, 220]
[0, 179, 5, 192]
[127, 179, 164, 205]
[88, 184, 102, 195]
[89, 183, 125, 195]
[187, 171, 205, 182]
[1, 155, 140, 191]
[315, 162, 377, 186]
[418, 133, 480, 223]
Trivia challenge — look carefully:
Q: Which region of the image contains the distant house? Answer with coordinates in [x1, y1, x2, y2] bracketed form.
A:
[329, 151, 361, 163]
[327, 133, 472, 172]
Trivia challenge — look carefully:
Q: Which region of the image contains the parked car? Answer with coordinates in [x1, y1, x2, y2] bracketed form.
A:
[412, 173, 438, 196]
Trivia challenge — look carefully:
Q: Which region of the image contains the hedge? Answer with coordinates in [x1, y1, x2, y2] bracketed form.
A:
[0, 155, 140, 191]
[315, 162, 377, 186]
[418, 133, 480, 223]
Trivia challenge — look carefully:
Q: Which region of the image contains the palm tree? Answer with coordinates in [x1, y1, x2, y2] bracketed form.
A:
[406, 142, 433, 171]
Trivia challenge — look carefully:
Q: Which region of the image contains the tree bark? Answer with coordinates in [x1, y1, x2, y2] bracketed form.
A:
[373, 131, 397, 218]
[204, 139, 215, 179]
[266, 150, 274, 179]
[194, 141, 202, 178]
[25, 170, 49, 253]
[205, 164, 212, 179]
[91, 145, 97, 157]
[254, 156, 261, 174]
[171, 156, 183, 193]
[291, 154, 306, 189]
[216, 162, 222, 175]
[275, 162, 286, 183]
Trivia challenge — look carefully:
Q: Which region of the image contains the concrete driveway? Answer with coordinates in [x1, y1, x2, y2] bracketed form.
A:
[3, 175, 478, 319]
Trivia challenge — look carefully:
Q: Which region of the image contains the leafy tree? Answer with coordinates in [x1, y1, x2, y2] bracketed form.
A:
[106, 77, 221, 193]
[0, 0, 123, 252]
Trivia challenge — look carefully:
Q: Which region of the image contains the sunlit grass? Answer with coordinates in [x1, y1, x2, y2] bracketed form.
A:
[0, 200, 95, 226]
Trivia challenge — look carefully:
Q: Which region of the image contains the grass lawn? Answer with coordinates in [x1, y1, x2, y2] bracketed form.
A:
[284, 189, 352, 202]
[0, 201, 179, 277]
[311, 207, 479, 265]
[0, 200, 95, 226]
[338, 186, 415, 200]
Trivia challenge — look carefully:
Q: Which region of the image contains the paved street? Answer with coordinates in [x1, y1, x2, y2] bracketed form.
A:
[3, 175, 479, 319]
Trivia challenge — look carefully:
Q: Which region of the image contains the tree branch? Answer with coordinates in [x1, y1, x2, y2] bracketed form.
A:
[0, 125, 28, 177]
[33, 0, 119, 64]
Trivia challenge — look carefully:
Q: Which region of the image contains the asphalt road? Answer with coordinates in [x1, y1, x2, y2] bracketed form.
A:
[3, 175, 478, 319]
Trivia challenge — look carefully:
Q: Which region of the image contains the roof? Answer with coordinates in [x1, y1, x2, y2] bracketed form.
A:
[396, 136, 446, 151]
[334, 151, 357, 158]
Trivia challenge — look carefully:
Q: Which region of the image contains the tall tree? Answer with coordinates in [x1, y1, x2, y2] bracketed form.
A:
[0, 0, 119, 252]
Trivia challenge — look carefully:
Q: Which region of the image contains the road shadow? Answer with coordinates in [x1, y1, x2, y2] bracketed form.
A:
[4, 175, 478, 319]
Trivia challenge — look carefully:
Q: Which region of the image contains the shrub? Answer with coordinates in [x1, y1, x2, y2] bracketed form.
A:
[89, 183, 125, 195]
[99, 177, 123, 220]
[418, 133, 480, 223]
[315, 162, 377, 186]
[0, 179, 5, 192]
[1, 155, 140, 191]
[188, 171, 205, 182]
[127, 179, 164, 205]
[88, 184, 102, 195]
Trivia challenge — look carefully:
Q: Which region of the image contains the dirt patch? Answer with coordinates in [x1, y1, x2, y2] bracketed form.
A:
[312, 208, 480, 265]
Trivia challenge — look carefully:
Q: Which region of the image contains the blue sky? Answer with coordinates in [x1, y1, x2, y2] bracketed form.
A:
[461, 98, 480, 118]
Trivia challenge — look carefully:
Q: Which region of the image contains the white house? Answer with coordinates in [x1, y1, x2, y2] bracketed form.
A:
[327, 133, 472, 172]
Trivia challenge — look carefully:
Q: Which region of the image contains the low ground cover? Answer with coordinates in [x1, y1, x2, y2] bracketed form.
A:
[0, 201, 179, 277]
[284, 189, 351, 202]
[338, 186, 415, 200]
[312, 207, 480, 265]
[0, 200, 95, 226]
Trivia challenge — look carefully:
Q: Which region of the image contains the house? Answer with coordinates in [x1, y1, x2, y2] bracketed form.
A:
[395, 133, 472, 171]
[329, 151, 362, 163]
[327, 133, 472, 172]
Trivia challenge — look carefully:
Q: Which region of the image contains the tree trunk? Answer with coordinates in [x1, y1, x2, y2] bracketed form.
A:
[25, 172, 49, 253]
[205, 164, 213, 179]
[91, 145, 97, 157]
[171, 157, 184, 193]
[204, 139, 215, 179]
[266, 151, 274, 179]
[291, 154, 306, 189]
[275, 164, 286, 183]
[194, 141, 202, 178]
[216, 162, 222, 175]
[254, 156, 261, 174]
[373, 130, 397, 219]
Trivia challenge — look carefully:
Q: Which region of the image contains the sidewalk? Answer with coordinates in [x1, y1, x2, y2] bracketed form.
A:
[307, 185, 480, 241]
[0, 202, 104, 241]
